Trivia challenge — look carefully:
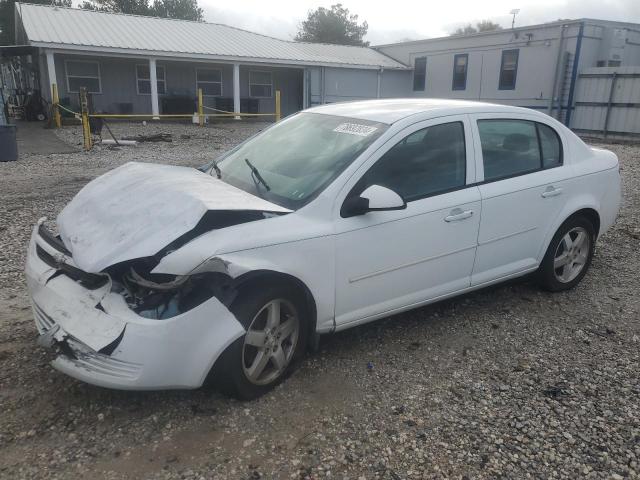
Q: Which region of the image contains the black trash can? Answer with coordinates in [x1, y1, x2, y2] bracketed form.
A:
[0, 125, 18, 162]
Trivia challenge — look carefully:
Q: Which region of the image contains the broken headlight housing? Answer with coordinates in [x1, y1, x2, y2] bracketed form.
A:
[111, 263, 235, 320]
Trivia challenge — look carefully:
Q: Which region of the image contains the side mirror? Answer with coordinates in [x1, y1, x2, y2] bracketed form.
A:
[341, 185, 407, 218]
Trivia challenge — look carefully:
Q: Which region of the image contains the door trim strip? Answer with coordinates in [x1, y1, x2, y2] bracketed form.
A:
[478, 226, 537, 246]
[349, 244, 477, 283]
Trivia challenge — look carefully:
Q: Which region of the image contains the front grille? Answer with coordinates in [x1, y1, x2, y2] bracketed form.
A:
[36, 245, 108, 290]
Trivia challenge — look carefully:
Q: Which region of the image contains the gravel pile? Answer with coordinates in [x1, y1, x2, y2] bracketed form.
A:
[0, 125, 638, 480]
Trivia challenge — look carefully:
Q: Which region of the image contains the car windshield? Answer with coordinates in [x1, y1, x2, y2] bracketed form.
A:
[208, 112, 388, 210]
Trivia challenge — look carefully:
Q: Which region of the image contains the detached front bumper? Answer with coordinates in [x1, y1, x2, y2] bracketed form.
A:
[25, 219, 245, 390]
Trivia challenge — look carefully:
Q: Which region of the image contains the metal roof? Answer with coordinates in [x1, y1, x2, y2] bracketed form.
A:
[16, 3, 408, 70]
[373, 18, 640, 48]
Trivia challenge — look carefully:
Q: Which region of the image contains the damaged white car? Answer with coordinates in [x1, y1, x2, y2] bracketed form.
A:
[26, 99, 621, 399]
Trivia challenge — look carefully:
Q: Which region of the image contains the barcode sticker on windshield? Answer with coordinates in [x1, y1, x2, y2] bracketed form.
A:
[333, 123, 378, 137]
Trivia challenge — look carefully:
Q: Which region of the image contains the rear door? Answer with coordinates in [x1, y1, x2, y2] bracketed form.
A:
[470, 114, 572, 285]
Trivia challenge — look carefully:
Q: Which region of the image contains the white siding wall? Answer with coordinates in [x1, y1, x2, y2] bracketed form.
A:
[307, 66, 411, 106]
[376, 20, 640, 125]
[377, 23, 577, 111]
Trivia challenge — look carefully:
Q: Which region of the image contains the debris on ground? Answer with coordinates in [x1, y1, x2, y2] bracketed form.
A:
[100, 139, 137, 146]
[122, 133, 173, 142]
[542, 382, 571, 399]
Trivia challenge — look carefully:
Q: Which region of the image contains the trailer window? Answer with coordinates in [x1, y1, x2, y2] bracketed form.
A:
[413, 57, 427, 91]
[452, 54, 468, 90]
[499, 49, 519, 90]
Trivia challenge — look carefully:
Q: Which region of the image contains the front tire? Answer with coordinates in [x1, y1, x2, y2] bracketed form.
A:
[214, 284, 308, 400]
[538, 216, 596, 292]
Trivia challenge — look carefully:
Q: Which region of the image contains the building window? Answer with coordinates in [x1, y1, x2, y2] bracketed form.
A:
[452, 54, 468, 90]
[596, 60, 606, 67]
[65, 60, 101, 94]
[499, 49, 519, 90]
[136, 64, 166, 95]
[413, 57, 427, 91]
[608, 60, 621, 67]
[196, 69, 222, 96]
[249, 71, 273, 98]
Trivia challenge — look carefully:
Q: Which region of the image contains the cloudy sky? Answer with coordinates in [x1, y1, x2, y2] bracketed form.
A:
[200, 0, 640, 45]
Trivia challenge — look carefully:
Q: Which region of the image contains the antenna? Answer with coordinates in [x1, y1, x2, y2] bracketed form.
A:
[510, 9, 520, 29]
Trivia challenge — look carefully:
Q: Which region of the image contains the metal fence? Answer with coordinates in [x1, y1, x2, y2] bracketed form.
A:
[571, 66, 640, 139]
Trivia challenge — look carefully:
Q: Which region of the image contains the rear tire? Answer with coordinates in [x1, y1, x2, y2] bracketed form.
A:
[538, 216, 596, 292]
[213, 283, 308, 400]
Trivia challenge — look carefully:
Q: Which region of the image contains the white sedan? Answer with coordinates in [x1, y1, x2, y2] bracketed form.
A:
[26, 99, 621, 399]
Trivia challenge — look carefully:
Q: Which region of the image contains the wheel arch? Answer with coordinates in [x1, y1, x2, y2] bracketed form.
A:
[538, 201, 601, 263]
[233, 269, 318, 350]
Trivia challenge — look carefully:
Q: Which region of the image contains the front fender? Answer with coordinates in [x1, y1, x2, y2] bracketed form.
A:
[156, 236, 336, 334]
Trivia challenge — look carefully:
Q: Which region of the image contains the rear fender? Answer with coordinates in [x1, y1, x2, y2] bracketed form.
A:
[536, 194, 601, 262]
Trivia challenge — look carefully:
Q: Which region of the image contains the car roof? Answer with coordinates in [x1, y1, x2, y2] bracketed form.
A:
[306, 98, 538, 124]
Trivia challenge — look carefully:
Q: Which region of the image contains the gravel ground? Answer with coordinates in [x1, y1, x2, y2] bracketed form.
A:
[0, 122, 638, 480]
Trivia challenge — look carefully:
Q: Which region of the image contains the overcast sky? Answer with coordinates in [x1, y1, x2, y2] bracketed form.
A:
[200, 0, 640, 45]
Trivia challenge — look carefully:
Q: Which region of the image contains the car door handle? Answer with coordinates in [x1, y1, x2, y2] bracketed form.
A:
[541, 186, 563, 198]
[444, 209, 474, 222]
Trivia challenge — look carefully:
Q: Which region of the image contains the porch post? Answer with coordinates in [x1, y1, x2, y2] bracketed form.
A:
[302, 68, 309, 109]
[233, 63, 240, 119]
[149, 58, 160, 118]
[45, 50, 61, 127]
[45, 50, 57, 93]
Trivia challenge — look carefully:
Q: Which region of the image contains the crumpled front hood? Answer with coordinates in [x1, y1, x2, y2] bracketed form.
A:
[57, 162, 290, 273]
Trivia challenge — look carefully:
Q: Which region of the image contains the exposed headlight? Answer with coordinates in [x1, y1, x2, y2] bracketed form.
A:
[114, 267, 234, 320]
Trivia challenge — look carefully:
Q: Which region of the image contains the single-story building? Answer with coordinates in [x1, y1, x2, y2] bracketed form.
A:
[11, 2, 410, 118]
[6, 4, 640, 134]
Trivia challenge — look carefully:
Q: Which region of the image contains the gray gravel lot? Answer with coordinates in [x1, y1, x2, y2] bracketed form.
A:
[0, 122, 638, 480]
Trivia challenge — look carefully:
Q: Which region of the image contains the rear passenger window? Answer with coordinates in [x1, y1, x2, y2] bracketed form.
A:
[538, 123, 562, 168]
[358, 122, 466, 202]
[478, 120, 563, 182]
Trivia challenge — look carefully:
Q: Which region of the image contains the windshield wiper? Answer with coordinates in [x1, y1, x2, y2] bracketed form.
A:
[211, 160, 221, 179]
[245, 158, 270, 191]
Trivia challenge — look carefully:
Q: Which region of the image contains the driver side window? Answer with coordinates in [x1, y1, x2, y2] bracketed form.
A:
[356, 122, 467, 202]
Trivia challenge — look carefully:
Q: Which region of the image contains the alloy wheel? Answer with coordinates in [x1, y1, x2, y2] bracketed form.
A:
[242, 299, 300, 385]
[553, 226, 591, 283]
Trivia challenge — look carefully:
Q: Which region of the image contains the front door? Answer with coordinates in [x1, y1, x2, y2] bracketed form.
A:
[333, 117, 482, 327]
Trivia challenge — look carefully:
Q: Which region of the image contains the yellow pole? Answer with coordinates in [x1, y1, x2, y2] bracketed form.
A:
[51, 83, 61, 128]
[275, 90, 281, 122]
[198, 88, 204, 127]
[79, 88, 92, 151]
